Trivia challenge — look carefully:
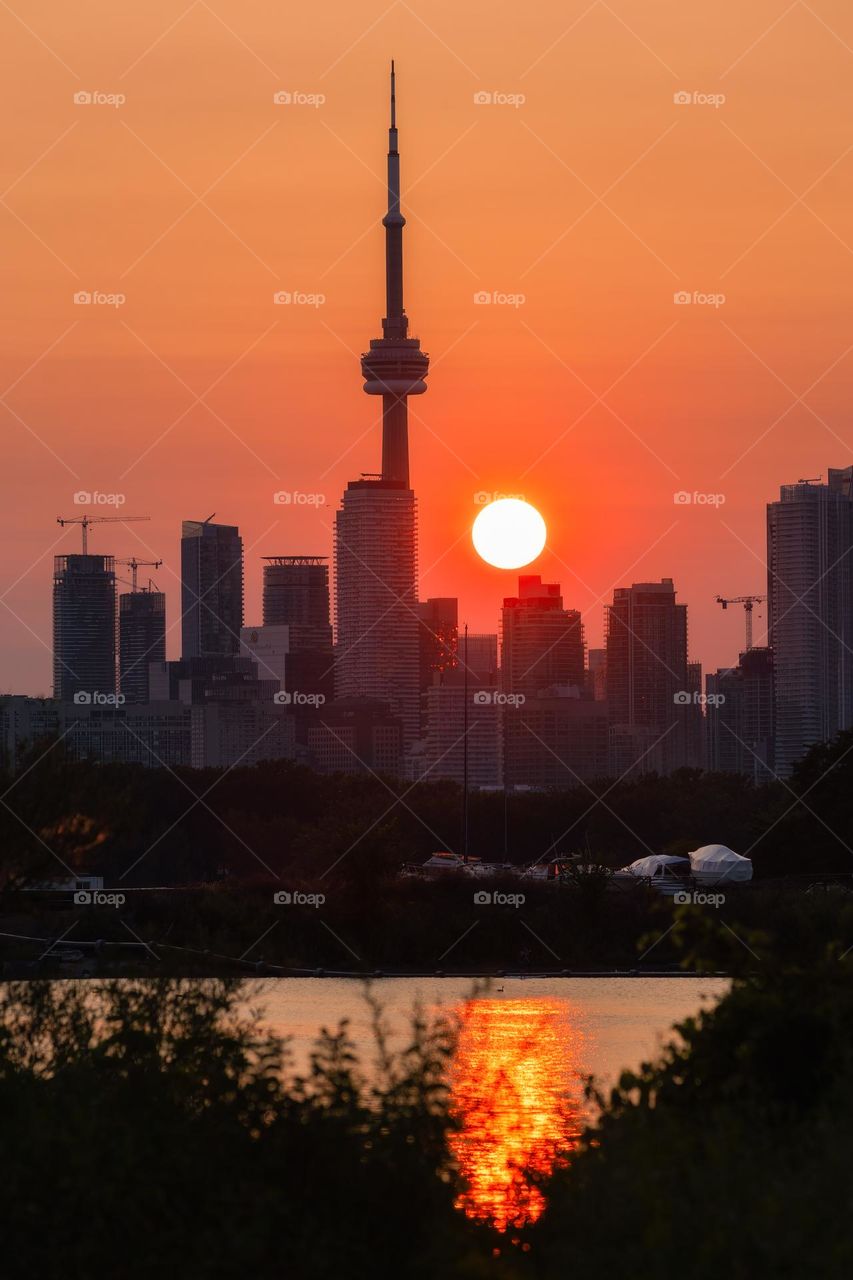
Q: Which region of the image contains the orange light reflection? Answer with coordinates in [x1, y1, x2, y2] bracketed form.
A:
[449, 997, 583, 1232]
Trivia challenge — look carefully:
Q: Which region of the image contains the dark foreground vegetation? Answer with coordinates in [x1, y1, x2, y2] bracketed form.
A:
[2, 730, 853, 974]
[1, 915, 852, 1278]
[4, 729, 853, 888]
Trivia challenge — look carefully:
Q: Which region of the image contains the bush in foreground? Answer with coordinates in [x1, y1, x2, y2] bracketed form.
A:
[1, 916, 853, 1278]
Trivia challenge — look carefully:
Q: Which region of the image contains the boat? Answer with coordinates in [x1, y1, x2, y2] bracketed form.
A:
[400, 852, 519, 880]
[688, 844, 753, 886]
[614, 854, 691, 895]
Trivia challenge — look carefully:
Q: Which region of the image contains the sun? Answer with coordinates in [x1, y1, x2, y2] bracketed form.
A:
[472, 498, 547, 570]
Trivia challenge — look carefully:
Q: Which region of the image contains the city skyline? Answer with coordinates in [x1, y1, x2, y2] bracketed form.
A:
[3, 2, 853, 694]
[3, 10, 853, 1271]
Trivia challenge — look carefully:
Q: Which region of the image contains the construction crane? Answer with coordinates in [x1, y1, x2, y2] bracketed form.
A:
[715, 595, 766, 651]
[56, 515, 150, 554]
[116, 557, 163, 591]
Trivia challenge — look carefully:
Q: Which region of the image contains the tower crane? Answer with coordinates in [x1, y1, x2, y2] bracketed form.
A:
[56, 515, 150, 554]
[116, 557, 163, 591]
[715, 595, 766, 651]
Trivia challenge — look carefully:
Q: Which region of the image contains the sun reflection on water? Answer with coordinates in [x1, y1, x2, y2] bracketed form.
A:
[448, 996, 584, 1232]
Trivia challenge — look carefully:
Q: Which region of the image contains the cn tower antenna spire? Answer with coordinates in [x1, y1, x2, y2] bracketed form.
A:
[383, 59, 405, 340]
[361, 61, 430, 487]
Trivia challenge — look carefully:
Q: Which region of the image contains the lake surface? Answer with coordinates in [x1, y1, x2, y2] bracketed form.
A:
[256, 976, 728, 1230]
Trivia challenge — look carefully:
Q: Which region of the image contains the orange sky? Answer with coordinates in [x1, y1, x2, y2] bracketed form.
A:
[2, 0, 853, 693]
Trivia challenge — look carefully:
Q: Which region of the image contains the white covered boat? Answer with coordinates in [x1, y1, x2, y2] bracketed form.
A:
[689, 844, 753, 886]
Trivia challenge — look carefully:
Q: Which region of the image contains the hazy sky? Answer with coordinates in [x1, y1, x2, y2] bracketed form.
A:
[2, 0, 852, 693]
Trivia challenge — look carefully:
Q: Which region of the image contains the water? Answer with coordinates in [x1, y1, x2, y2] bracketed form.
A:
[255, 975, 727, 1231]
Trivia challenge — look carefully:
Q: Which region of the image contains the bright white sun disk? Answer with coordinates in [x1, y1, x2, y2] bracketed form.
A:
[472, 498, 547, 569]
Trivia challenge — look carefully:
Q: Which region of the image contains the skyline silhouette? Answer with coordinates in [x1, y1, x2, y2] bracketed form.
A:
[2, 2, 852, 697]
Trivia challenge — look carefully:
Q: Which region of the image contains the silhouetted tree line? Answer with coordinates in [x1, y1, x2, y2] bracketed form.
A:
[2, 912, 853, 1277]
[3, 730, 853, 890]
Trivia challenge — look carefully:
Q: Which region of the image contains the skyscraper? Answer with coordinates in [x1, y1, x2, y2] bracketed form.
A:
[767, 469, 853, 775]
[501, 576, 590, 788]
[418, 597, 458, 693]
[606, 578, 691, 775]
[420, 632, 502, 789]
[333, 65, 428, 750]
[180, 518, 243, 659]
[262, 556, 334, 708]
[706, 647, 775, 780]
[119, 588, 166, 703]
[501, 576, 585, 697]
[262, 557, 332, 651]
[53, 554, 116, 701]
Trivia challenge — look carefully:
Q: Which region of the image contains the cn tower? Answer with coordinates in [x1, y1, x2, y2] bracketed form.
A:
[333, 63, 427, 751]
[360, 61, 429, 486]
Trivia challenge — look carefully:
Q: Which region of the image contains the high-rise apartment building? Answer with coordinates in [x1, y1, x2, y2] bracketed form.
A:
[767, 469, 853, 774]
[501, 576, 587, 788]
[53, 554, 116, 702]
[262, 557, 332, 650]
[262, 556, 333, 708]
[418, 597, 458, 692]
[420, 632, 502, 789]
[605, 577, 691, 776]
[180, 518, 243, 659]
[706, 647, 775, 780]
[119, 589, 166, 703]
